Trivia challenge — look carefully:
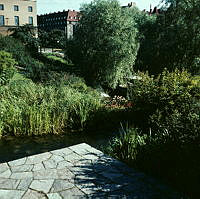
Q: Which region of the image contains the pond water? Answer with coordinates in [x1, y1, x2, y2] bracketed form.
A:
[0, 131, 118, 163]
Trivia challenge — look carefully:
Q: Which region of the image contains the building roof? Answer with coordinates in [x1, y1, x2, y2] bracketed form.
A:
[67, 10, 80, 22]
[38, 10, 80, 22]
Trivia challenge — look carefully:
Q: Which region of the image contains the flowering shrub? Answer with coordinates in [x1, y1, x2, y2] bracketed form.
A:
[128, 69, 200, 142]
[105, 95, 133, 108]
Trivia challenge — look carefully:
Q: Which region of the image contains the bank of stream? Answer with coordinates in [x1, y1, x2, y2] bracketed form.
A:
[0, 131, 118, 163]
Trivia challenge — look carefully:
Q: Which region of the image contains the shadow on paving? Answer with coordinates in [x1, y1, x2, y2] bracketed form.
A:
[0, 143, 188, 199]
[63, 148, 187, 199]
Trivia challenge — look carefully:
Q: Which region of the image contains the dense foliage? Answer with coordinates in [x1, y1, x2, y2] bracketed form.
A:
[108, 70, 200, 198]
[0, 74, 102, 136]
[136, 0, 200, 74]
[0, 0, 200, 197]
[128, 70, 200, 141]
[0, 35, 45, 80]
[0, 51, 16, 85]
[0, 36, 76, 81]
[9, 25, 39, 55]
[108, 125, 200, 198]
[66, 0, 139, 88]
[39, 29, 66, 49]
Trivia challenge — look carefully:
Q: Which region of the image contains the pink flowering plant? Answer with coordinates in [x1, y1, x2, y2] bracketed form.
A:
[105, 95, 133, 108]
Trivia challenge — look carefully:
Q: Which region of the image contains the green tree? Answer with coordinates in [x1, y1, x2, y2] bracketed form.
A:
[48, 29, 66, 49]
[136, 0, 200, 74]
[127, 8, 158, 74]
[39, 29, 66, 49]
[67, 0, 139, 88]
[163, 0, 200, 74]
[9, 24, 39, 55]
[38, 30, 50, 48]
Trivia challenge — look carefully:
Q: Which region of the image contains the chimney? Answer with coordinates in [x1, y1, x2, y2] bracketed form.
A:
[129, 2, 136, 7]
[150, 4, 152, 13]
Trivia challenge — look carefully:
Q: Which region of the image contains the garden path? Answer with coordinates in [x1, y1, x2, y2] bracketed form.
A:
[0, 143, 183, 199]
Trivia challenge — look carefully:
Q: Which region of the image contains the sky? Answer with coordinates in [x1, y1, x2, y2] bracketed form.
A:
[37, 0, 161, 15]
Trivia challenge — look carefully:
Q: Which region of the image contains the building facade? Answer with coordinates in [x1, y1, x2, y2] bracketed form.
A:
[37, 10, 80, 39]
[0, 0, 37, 35]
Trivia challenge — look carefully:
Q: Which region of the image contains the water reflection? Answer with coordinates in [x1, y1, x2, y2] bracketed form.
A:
[0, 131, 117, 163]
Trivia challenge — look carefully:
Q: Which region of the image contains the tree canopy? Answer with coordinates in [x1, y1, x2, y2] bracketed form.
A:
[9, 25, 39, 54]
[39, 29, 66, 49]
[135, 0, 200, 74]
[67, 0, 139, 88]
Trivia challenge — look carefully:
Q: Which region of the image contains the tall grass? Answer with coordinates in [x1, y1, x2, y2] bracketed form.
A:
[0, 74, 102, 136]
[107, 126, 200, 198]
[107, 127, 146, 164]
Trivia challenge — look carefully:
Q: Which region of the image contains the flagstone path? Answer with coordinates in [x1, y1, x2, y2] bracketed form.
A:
[0, 143, 184, 199]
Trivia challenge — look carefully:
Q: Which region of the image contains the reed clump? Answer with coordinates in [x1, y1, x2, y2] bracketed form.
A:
[0, 74, 102, 136]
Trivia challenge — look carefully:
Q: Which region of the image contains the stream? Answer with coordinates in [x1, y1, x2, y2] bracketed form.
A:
[0, 131, 118, 163]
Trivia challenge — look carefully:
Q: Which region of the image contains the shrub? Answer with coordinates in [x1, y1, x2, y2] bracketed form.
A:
[193, 57, 200, 75]
[0, 35, 46, 80]
[9, 24, 39, 55]
[105, 95, 131, 108]
[128, 69, 200, 142]
[111, 70, 200, 198]
[0, 51, 16, 85]
[0, 35, 28, 66]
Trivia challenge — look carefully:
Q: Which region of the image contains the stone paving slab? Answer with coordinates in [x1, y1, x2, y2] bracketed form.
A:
[0, 143, 185, 199]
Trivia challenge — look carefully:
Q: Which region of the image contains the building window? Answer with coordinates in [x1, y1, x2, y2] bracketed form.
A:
[0, 15, 4, 26]
[14, 5, 19, 11]
[29, 16, 33, 25]
[14, 16, 19, 26]
[0, 4, 4, 10]
[28, 6, 33, 12]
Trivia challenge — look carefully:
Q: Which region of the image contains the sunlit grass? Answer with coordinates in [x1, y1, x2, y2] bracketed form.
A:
[0, 74, 102, 137]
